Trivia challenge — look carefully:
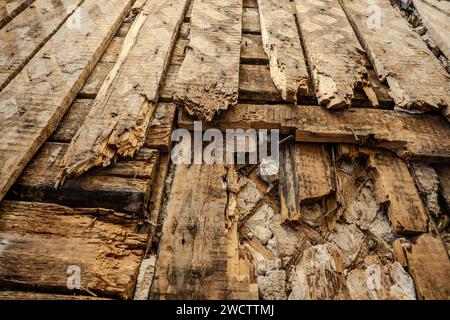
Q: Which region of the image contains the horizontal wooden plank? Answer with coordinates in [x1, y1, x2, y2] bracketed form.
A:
[178, 104, 450, 163]
[0, 200, 146, 299]
[0, 291, 110, 300]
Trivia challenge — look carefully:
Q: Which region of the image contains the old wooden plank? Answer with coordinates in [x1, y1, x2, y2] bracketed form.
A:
[242, 7, 260, 34]
[174, 0, 242, 122]
[99, 36, 125, 64]
[257, 0, 309, 102]
[57, 0, 189, 183]
[341, 0, 450, 118]
[0, 0, 133, 202]
[413, 0, 450, 58]
[144, 103, 177, 152]
[0, 200, 146, 299]
[0, 0, 84, 90]
[294, 0, 372, 109]
[239, 64, 282, 101]
[279, 142, 301, 223]
[0, 0, 34, 29]
[434, 164, 450, 210]
[178, 104, 450, 163]
[0, 291, 110, 300]
[295, 143, 334, 203]
[244, 0, 257, 9]
[241, 34, 267, 64]
[8, 142, 158, 215]
[78, 61, 115, 98]
[403, 234, 450, 299]
[368, 151, 428, 234]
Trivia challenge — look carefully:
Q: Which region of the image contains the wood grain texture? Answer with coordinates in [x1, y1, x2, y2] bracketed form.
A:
[294, 0, 371, 109]
[0, 0, 35, 29]
[0, 200, 146, 299]
[257, 0, 309, 101]
[341, 0, 450, 118]
[434, 164, 450, 210]
[57, 0, 188, 183]
[0, 0, 83, 90]
[174, 0, 243, 122]
[144, 103, 177, 152]
[0, 0, 133, 202]
[178, 104, 450, 163]
[0, 291, 109, 300]
[368, 151, 428, 234]
[279, 142, 301, 223]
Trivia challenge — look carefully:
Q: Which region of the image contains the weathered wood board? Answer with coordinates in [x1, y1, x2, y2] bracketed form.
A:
[0, 291, 110, 300]
[434, 164, 450, 210]
[368, 151, 428, 234]
[0, 0, 34, 29]
[341, 0, 450, 118]
[241, 34, 267, 64]
[174, 0, 243, 122]
[257, 0, 309, 101]
[178, 104, 450, 163]
[0, 0, 84, 90]
[57, 0, 189, 183]
[8, 143, 158, 215]
[0, 200, 146, 299]
[242, 7, 260, 34]
[144, 103, 177, 152]
[293, 0, 371, 109]
[78, 61, 115, 98]
[0, 0, 133, 202]
[279, 142, 301, 223]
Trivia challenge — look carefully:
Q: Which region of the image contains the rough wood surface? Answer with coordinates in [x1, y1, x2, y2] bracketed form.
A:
[178, 104, 450, 163]
[341, 0, 450, 118]
[403, 234, 450, 299]
[242, 7, 260, 34]
[0, 0, 34, 29]
[279, 142, 301, 223]
[413, 0, 450, 58]
[434, 164, 450, 210]
[0, 0, 132, 202]
[50, 99, 92, 143]
[257, 0, 309, 101]
[0, 291, 109, 300]
[0, 0, 83, 90]
[368, 151, 428, 234]
[0, 200, 146, 299]
[9, 142, 158, 215]
[241, 34, 267, 64]
[144, 103, 177, 152]
[174, 0, 243, 122]
[57, 0, 188, 184]
[78, 61, 115, 98]
[294, 0, 371, 109]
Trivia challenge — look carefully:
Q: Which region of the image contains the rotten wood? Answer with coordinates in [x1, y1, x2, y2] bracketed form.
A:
[279, 142, 301, 223]
[0, 0, 35, 29]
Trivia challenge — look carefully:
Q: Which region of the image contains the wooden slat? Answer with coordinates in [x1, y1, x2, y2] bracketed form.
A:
[257, 0, 309, 101]
[413, 0, 450, 58]
[0, 0, 84, 90]
[242, 7, 260, 34]
[144, 103, 177, 152]
[8, 143, 158, 215]
[178, 104, 450, 163]
[279, 142, 301, 223]
[0, 200, 146, 299]
[241, 34, 267, 64]
[403, 234, 450, 299]
[0, 0, 34, 29]
[341, 0, 450, 119]
[434, 164, 450, 210]
[78, 62, 115, 98]
[57, 0, 189, 183]
[368, 151, 428, 234]
[243, 0, 257, 9]
[0, 0, 133, 202]
[174, 0, 243, 122]
[294, 0, 372, 109]
[0, 291, 109, 300]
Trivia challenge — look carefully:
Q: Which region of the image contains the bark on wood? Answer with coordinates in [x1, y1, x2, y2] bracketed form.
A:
[9, 142, 158, 215]
[0, 0, 83, 90]
[174, 0, 243, 122]
[178, 104, 450, 163]
[57, 0, 188, 184]
[341, 0, 450, 118]
[0, 200, 146, 299]
[0, 0, 34, 29]
[0, 0, 132, 202]
[368, 151, 428, 234]
[279, 142, 301, 223]
[257, 0, 309, 102]
[294, 0, 371, 109]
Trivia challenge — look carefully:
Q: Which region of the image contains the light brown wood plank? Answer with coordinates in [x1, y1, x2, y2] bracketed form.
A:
[341, 0, 450, 118]
[0, 0, 34, 29]
[242, 7, 260, 34]
[144, 103, 177, 152]
[174, 0, 243, 122]
[57, 0, 189, 183]
[0, 291, 110, 300]
[0, 200, 146, 299]
[244, 0, 257, 9]
[279, 142, 301, 223]
[294, 0, 372, 109]
[0, 0, 83, 90]
[241, 34, 267, 64]
[0, 0, 133, 202]
[78, 61, 115, 98]
[257, 0, 309, 101]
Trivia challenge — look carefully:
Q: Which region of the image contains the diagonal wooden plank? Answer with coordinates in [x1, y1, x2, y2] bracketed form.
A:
[0, 0, 84, 91]
[293, 0, 372, 109]
[341, 0, 450, 119]
[0, 0, 35, 29]
[174, 0, 243, 122]
[257, 0, 309, 101]
[0, 0, 132, 202]
[56, 0, 189, 183]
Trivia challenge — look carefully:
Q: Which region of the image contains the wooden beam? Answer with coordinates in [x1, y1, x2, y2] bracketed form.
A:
[174, 0, 243, 122]
[178, 104, 450, 163]
[293, 0, 372, 109]
[341, 0, 450, 118]
[0, 0, 34, 29]
[0, 0, 84, 90]
[279, 142, 301, 223]
[0, 200, 146, 299]
[78, 61, 115, 98]
[57, 0, 189, 183]
[257, 0, 309, 101]
[0, 0, 133, 202]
